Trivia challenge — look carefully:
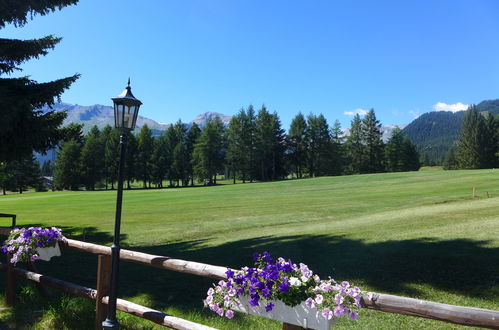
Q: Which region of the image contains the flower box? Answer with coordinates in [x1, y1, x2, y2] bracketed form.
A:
[36, 242, 61, 261]
[232, 295, 335, 330]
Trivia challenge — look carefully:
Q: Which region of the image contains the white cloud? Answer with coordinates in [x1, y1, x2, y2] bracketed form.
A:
[344, 108, 368, 116]
[433, 102, 469, 113]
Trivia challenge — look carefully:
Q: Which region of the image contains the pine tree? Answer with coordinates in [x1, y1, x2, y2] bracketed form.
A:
[137, 124, 154, 188]
[171, 121, 188, 186]
[484, 113, 499, 168]
[186, 123, 201, 186]
[254, 106, 286, 181]
[192, 117, 225, 184]
[329, 119, 344, 175]
[104, 128, 120, 189]
[245, 105, 258, 181]
[0, 1, 79, 162]
[443, 148, 458, 170]
[54, 140, 81, 190]
[226, 111, 245, 184]
[80, 126, 103, 190]
[4, 154, 42, 194]
[124, 131, 138, 189]
[288, 112, 308, 178]
[361, 109, 385, 173]
[385, 127, 405, 172]
[345, 114, 365, 174]
[151, 133, 168, 188]
[0, 162, 11, 195]
[457, 105, 487, 169]
[306, 114, 331, 177]
[401, 136, 420, 171]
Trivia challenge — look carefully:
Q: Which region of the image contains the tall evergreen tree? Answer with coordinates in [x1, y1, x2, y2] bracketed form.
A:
[192, 117, 225, 184]
[329, 119, 344, 175]
[288, 112, 308, 178]
[443, 148, 458, 170]
[306, 114, 331, 177]
[5, 154, 42, 194]
[186, 123, 201, 186]
[150, 133, 168, 188]
[124, 131, 138, 189]
[401, 136, 420, 171]
[80, 126, 103, 190]
[54, 140, 81, 190]
[385, 127, 405, 172]
[457, 105, 488, 169]
[104, 127, 120, 189]
[171, 121, 188, 186]
[245, 105, 258, 181]
[226, 111, 245, 184]
[361, 109, 385, 173]
[484, 113, 499, 168]
[345, 114, 365, 174]
[0, 162, 11, 195]
[0, 1, 79, 162]
[254, 106, 286, 181]
[137, 124, 154, 188]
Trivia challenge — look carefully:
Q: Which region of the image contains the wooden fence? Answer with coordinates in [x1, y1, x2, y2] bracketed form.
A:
[0, 226, 498, 330]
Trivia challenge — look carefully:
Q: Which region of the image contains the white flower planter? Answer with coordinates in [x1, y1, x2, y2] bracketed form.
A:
[36, 242, 61, 261]
[232, 295, 335, 330]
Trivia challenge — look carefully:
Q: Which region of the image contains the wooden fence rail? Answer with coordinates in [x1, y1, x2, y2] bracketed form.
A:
[0, 227, 498, 329]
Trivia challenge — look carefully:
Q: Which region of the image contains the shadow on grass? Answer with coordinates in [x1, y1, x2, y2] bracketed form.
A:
[30, 232, 498, 309]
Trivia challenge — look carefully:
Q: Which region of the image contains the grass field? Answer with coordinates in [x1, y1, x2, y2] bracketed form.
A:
[0, 169, 498, 329]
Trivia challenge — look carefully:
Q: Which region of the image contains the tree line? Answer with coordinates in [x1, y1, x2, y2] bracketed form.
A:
[0, 106, 421, 193]
[443, 106, 499, 170]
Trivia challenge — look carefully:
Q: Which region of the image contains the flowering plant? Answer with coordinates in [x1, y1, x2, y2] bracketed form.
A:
[2, 227, 66, 264]
[204, 252, 364, 321]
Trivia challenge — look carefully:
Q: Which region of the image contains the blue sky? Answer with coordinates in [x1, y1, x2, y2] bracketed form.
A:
[3, 0, 499, 129]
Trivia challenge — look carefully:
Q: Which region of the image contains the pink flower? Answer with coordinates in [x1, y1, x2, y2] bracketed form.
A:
[341, 281, 350, 288]
[315, 294, 324, 304]
[320, 282, 331, 292]
[228, 288, 236, 296]
[207, 288, 214, 296]
[205, 296, 213, 304]
[225, 310, 234, 319]
[350, 310, 358, 320]
[334, 305, 346, 317]
[216, 308, 224, 316]
[322, 308, 334, 320]
[305, 298, 315, 308]
[334, 294, 344, 304]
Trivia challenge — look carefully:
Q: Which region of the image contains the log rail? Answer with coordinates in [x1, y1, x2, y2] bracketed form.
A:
[0, 227, 498, 329]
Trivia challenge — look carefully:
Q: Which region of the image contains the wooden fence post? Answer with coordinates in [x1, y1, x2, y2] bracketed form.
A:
[26, 262, 47, 296]
[95, 254, 111, 330]
[5, 255, 15, 306]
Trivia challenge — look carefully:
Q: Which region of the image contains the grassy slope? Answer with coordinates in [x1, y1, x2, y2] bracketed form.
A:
[0, 169, 498, 329]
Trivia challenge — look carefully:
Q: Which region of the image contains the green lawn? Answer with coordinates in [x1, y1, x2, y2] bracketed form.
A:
[0, 169, 498, 329]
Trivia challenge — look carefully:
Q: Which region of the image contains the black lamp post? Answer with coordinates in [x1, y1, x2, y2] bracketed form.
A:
[102, 79, 142, 330]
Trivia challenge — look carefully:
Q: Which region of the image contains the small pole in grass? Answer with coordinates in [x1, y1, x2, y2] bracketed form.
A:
[472, 187, 476, 199]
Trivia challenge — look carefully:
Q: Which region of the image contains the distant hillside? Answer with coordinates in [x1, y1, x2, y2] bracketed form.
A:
[402, 98, 499, 163]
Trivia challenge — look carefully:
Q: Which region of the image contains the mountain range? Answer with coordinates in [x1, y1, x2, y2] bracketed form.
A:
[42, 103, 233, 133]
